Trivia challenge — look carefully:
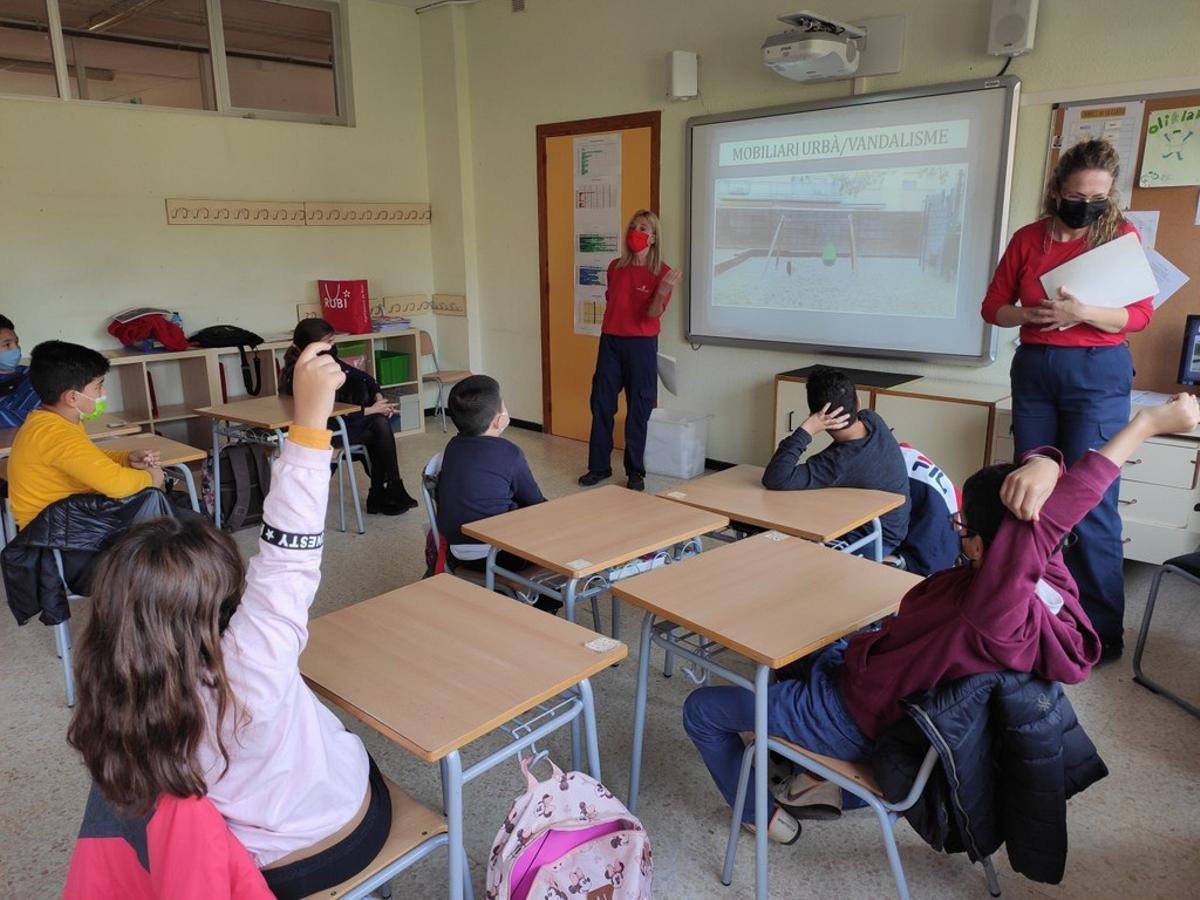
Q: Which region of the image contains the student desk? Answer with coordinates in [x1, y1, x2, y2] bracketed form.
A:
[194, 397, 359, 531]
[0, 413, 142, 458]
[96, 434, 207, 512]
[612, 531, 921, 900]
[462, 484, 728, 636]
[299, 574, 626, 900]
[657, 464, 906, 560]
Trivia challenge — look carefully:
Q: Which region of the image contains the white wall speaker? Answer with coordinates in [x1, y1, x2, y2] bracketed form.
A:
[667, 50, 698, 100]
[987, 0, 1038, 57]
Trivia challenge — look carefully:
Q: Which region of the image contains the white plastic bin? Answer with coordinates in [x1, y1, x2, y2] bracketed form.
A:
[644, 409, 711, 479]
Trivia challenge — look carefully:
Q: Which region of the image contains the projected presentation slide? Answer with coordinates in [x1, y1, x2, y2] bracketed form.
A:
[714, 159, 967, 319]
[687, 81, 1017, 362]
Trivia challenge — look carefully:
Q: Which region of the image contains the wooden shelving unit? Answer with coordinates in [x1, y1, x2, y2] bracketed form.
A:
[104, 330, 425, 448]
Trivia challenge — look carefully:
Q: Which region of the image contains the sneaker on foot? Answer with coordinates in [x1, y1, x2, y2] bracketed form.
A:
[741, 806, 801, 845]
[578, 469, 612, 486]
[627, 473, 645, 492]
[771, 772, 842, 821]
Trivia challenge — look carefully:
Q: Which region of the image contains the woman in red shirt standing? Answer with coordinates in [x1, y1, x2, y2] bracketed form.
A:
[579, 209, 681, 491]
[981, 139, 1153, 660]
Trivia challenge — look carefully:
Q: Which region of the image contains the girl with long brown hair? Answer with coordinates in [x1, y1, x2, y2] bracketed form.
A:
[579, 209, 682, 491]
[65, 344, 393, 899]
[980, 138, 1154, 660]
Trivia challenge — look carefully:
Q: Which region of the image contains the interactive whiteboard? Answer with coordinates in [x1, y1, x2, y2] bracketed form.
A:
[686, 77, 1020, 363]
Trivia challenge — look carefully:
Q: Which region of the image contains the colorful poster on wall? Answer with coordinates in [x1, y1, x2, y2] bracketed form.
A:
[1140, 105, 1200, 188]
[1057, 101, 1144, 208]
[573, 133, 622, 335]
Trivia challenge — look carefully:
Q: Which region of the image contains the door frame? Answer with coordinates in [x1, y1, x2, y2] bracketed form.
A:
[536, 110, 661, 433]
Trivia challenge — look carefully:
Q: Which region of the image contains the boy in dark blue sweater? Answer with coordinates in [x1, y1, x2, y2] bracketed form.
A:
[437, 375, 546, 575]
[762, 367, 910, 555]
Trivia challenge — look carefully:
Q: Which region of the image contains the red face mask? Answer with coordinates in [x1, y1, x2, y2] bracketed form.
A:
[625, 229, 651, 253]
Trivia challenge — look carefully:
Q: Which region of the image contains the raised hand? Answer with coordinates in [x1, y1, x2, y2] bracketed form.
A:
[291, 341, 346, 430]
[1000, 456, 1059, 522]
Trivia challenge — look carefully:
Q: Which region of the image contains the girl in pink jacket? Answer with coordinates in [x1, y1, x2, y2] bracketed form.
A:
[66, 343, 390, 899]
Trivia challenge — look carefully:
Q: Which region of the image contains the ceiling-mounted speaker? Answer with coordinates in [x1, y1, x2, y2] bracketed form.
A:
[988, 0, 1038, 57]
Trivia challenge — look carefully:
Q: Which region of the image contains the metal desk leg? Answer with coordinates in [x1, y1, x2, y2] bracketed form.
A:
[484, 546, 498, 592]
[871, 516, 883, 562]
[753, 663, 770, 900]
[211, 418, 222, 527]
[441, 751, 466, 900]
[561, 578, 588, 773]
[610, 594, 621, 643]
[627, 611, 656, 813]
[577, 678, 602, 781]
[334, 417, 365, 535]
[169, 463, 201, 513]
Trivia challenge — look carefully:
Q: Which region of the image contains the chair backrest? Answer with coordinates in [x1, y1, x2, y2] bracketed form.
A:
[418, 329, 435, 361]
[421, 452, 444, 544]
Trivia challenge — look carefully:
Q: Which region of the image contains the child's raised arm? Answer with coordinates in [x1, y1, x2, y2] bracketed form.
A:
[1000, 394, 1200, 524]
[228, 343, 345, 697]
[965, 394, 1200, 636]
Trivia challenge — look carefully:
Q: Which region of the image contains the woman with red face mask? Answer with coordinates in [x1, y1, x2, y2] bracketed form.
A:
[980, 139, 1153, 662]
[579, 209, 682, 491]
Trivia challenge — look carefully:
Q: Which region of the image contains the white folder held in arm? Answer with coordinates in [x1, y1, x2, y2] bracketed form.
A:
[1039, 232, 1158, 309]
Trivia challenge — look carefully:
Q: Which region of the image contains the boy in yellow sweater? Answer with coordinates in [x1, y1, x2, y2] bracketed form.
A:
[9, 341, 163, 529]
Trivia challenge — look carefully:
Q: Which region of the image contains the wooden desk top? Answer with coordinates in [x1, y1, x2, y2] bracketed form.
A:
[97, 434, 208, 466]
[299, 575, 627, 762]
[612, 531, 921, 669]
[462, 485, 728, 578]
[194, 396, 356, 430]
[657, 465, 905, 543]
[0, 413, 142, 457]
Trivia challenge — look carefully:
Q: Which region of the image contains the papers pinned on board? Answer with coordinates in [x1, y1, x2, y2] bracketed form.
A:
[1039, 233, 1158, 309]
[1144, 248, 1190, 309]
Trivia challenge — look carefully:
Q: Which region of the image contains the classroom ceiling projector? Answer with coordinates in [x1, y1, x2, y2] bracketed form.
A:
[763, 10, 864, 81]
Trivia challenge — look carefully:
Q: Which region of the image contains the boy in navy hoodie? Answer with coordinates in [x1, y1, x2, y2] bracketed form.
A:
[763, 367, 910, 556]
[437, 375, 546, 575]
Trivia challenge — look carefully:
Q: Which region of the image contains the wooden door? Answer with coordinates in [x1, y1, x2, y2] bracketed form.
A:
[538, 112, 660, 443]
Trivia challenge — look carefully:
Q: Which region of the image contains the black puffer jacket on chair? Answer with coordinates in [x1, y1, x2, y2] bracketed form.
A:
[872, 670, 1108, 885]
[3, 488, 174, 625]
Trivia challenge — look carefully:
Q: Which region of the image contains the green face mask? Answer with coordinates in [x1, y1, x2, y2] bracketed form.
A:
[79, 394, 108, 421]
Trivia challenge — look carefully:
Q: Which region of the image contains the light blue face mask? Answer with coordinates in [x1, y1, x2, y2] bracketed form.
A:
[0, 348, 21, 370]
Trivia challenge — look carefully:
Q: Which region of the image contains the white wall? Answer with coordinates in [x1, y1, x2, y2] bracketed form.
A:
[0, 0, 431, 349]
[421, 0, 1200, 460]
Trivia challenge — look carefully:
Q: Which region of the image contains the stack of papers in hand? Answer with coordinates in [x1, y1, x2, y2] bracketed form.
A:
[371, 316, 411, 331]
[1039, 233, 1158, 308]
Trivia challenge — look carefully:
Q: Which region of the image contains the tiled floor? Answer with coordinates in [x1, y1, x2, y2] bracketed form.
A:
[2, 422, 1198, 898]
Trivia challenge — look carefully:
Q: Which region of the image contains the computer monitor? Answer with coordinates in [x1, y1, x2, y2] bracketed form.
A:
[1178, 314, 1200, 386]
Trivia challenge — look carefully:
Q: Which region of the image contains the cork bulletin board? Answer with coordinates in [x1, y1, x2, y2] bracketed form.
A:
[1048, 91, 1200, 393]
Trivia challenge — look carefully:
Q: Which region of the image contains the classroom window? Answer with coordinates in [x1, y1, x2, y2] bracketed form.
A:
[0, 0, 60, 98]
[57, 0, 214, 110]
[0, 0, 349, 124]
[221, 0, 338, 118]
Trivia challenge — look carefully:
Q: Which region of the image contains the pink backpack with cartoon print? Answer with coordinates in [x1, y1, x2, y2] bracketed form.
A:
[486, 757, 652, 900]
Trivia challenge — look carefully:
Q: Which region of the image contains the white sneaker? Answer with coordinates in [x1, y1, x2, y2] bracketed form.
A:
[741, 807, 802, 845]
[771, 772, 842, 821]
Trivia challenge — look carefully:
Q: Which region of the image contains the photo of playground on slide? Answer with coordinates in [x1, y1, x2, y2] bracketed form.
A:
[712, 163, 967, 318]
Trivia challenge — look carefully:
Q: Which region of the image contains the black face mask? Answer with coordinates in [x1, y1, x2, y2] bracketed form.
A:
[319, 343, 339, 359]
[1056, 197, 1107, 229]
